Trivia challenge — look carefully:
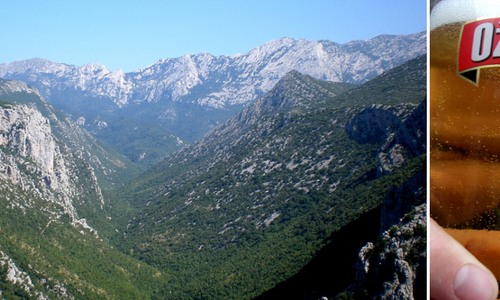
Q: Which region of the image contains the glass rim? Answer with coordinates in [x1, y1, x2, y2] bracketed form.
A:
[430, 0, 442, 12]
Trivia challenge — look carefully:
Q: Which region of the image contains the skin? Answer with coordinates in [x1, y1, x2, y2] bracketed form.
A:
[430, 12, 500, 300]
[445, 227, 500, 279]
[430, 218, 499, 300]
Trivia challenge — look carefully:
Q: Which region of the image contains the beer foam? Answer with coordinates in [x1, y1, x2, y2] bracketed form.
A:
[431, 0, 500, 30]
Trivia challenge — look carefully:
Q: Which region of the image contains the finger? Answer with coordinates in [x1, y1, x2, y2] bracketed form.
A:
[430, 218, 498, 300]
[446, 228, 500, 279]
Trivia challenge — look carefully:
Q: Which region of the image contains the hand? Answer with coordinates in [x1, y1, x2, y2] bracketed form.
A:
[430, 218, 499, 300]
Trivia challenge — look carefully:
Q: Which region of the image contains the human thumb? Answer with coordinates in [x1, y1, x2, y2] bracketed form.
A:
[430, 218, 498, 300]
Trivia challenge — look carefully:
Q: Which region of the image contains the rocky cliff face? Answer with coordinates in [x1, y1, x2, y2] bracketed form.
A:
[346, 99, 426, 176]
[0, 101, 103, 233]
[340, 98, 426, 300]
[1, 104, 55, 174]
[347, 204, 426, 300]
[0, 94, 170, 299]
[0, 78, 141, 185]
[340, 169, 426, 300]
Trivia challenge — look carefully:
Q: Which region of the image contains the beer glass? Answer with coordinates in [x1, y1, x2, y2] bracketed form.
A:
[430, 0, 500, 278]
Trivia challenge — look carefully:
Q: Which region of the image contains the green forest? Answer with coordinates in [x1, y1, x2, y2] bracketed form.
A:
[0, 55, 426, 299]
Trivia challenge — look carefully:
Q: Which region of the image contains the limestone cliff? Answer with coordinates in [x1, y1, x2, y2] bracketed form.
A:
[345, 99, 426, 177]
[0, 101, 103, 234]
[0, 78, 140, 186]
[342, 172, 427, 300]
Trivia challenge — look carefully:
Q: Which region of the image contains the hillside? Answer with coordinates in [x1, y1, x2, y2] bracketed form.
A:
[0, 99, 169, 299]
[0, 52, 426, 299]
[115, 55, 427, 299]
[0, 78, 142, 187]
[0, 33, 426, 166]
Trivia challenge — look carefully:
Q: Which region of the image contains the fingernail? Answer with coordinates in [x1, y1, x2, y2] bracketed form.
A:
[454, 264, 497, 300]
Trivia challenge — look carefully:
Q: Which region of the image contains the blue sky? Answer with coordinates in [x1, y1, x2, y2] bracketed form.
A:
[1, 0, 427, 72]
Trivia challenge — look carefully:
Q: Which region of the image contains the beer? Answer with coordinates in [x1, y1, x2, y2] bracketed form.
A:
[431, 0, 500, 227]
[431, 0, 500, 277]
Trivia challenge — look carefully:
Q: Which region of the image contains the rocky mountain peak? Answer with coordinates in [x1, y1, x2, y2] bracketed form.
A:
[0, 33, 426, 166]
[203, 70, 349, 145]
[0, 33, 426, 109]
[79, 62, 110, 75]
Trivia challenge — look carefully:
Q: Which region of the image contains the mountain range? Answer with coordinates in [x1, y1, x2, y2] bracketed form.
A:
[0, 33, 426, 166]
[117, 55, 427, 299]
[0, 33, 426, 299]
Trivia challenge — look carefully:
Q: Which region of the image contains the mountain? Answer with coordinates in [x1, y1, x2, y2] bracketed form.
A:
[0, 78, 142, 187]
[0, 53, 426, 299]
[114, 55, 427, 299]
[0, 92, 170, 299]
[0, 33, 426, 166]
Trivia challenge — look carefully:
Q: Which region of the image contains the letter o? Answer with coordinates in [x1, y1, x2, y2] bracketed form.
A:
[472, 22, 495, 62]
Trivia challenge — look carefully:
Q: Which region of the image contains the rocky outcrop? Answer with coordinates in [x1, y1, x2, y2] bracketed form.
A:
[0, 103, 56, 173]
[346, 104, 407, 144]
[348, 204, 426, 300]
[0, 78, 139, 185]
[341, 171, 427, 300]
[0, 251, 50, 300]
[346, 99, 426, 177]
[0, 250, 74, 299]
[0, 102, 103, 234]
[377, 101, 426, 176]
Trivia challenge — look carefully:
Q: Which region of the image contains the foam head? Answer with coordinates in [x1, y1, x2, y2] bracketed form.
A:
[431, 0, 500, 30]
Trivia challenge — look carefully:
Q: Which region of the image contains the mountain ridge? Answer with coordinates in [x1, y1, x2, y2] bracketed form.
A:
[0, 33, 426, 109]
[116, 55, 426, 299]
[0, 51, 426, 299]
[0, 33, 426, 165]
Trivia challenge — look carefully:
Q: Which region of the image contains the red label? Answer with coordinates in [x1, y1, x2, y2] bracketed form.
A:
[459, 18, 500, 73]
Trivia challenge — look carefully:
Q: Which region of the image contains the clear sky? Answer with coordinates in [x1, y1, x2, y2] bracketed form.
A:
[1, 0, 427, 73]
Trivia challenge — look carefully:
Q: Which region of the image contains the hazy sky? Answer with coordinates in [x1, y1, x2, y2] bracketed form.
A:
[1, 0, 427, 72]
